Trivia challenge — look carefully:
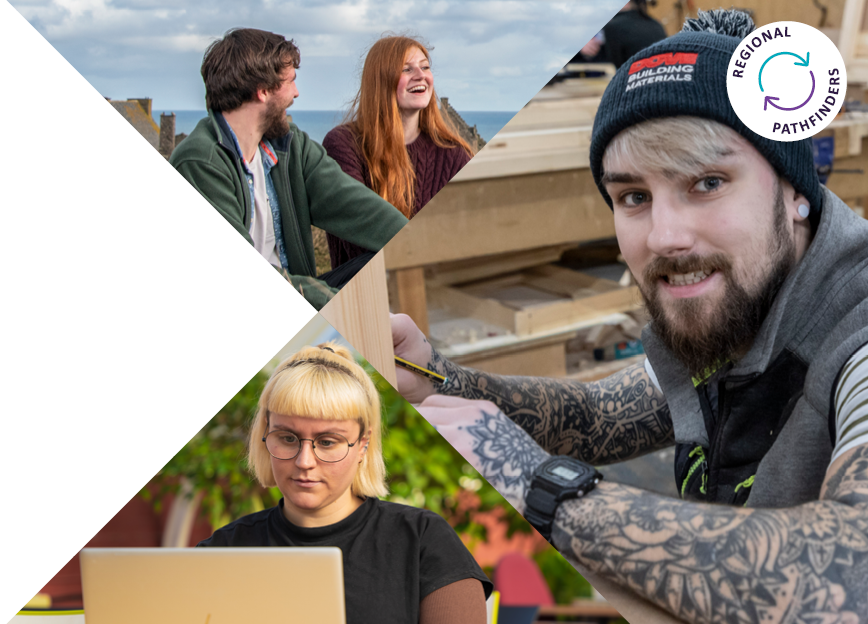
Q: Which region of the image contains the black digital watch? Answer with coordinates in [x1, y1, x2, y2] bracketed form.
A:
[523, 456, 602, 544]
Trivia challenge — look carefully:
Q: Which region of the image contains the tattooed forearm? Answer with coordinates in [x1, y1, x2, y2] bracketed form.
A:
[427, 349, 673, 464]
[551, 445, 868, 624]
[458, 408, 549, 513]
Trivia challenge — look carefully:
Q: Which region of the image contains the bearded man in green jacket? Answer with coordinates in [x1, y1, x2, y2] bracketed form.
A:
[170, 28, 408, 310]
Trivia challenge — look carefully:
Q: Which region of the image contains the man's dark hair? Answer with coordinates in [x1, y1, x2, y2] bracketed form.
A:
[201, 28, 301, 112]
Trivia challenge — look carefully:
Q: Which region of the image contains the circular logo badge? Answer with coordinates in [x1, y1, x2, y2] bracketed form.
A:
[727, 21, 846, 142]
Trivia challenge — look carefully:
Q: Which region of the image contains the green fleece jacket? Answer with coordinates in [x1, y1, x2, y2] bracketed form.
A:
[169, 111, 408, 309]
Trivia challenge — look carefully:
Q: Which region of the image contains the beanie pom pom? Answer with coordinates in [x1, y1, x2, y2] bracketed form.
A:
[681, 8, 755, 38]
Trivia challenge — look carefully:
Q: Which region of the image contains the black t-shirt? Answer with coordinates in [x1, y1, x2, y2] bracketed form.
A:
[199, 497, 493, 623]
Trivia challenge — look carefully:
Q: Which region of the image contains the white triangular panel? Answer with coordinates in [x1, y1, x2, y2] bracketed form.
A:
[0, 2, 315, 620]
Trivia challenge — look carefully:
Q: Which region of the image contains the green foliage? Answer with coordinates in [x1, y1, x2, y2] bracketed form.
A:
[532, 546, 593, 605]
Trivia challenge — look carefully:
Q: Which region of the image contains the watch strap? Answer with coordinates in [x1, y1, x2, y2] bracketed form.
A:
[524, 457, 601, 544]
[524, 487, 560, 542]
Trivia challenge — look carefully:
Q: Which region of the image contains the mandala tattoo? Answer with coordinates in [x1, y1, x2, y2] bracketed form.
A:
[462, 409, 549, 513]
[551, 446, 868, 624]
[426, 349, 673, 464]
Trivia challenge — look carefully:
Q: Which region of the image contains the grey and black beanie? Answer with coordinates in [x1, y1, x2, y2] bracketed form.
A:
[589, 9, 823, 213]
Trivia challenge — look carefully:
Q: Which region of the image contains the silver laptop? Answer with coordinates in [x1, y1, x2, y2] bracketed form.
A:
[80, 548, 345, 624]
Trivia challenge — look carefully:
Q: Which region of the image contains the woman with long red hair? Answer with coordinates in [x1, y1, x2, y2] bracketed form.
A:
[323, 35, 474, 267]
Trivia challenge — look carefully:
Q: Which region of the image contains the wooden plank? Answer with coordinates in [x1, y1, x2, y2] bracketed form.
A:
[847, 122, 868, 155]
[441, 264, 642, 336]
[500, 96, 602, 132]
[650, 0, 848, 37]
[526, 265, 625, 299]
[839, 0, 867, 71]
[452, 338, 568, 378]
[462, 271, 527, 292]
[536, 601, 622, 618]
[454, 126, 593, 180]
[510, 287, 641, 336]
[390, 267, 429, 336]
[841, 126, 856, 159]
[428, 244, 575, 286]
[383, 170, 616, 269]
[429, 285, 520, 331]
[320, 250, 397, 388]
[827, 136, 868, 201]
[826, 116, 868, 158]
[463, 110, 868, 182]
[442, 95, 601, 180]
[466, 106, 868, 182]
[536, 76, 614, 99]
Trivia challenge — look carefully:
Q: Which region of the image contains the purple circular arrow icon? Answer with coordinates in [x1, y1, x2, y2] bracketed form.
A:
[763, 71, 815, 111]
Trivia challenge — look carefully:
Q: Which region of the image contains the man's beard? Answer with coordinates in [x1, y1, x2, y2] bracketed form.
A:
[262, 100, 290, 141]
[641, 183, 796, 378]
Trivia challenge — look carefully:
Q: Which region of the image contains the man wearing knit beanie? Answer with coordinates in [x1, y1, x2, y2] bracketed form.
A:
[393, 9, 868, 623]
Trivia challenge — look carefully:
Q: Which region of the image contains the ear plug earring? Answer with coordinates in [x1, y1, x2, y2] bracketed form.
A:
[798, 204, 810, 218]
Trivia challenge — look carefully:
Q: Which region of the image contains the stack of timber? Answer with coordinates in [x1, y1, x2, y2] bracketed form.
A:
[385, 82, 632, 379]
[425, 258, 645, 379]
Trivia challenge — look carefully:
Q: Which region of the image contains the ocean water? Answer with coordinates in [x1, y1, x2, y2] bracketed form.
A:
[153, 109, 514, 144]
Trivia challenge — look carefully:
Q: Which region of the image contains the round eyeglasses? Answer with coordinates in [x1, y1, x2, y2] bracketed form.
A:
[263, 430, 362, 463]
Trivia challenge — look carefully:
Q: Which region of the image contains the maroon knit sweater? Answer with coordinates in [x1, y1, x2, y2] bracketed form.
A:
[322, 124, 471, 267]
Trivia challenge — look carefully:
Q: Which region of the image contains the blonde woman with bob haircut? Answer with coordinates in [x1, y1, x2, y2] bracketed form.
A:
[323, 35, 473, 268]
[199, 343, 491, 624]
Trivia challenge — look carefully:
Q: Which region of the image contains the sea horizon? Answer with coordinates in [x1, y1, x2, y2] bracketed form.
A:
[153, 109, 514, 145]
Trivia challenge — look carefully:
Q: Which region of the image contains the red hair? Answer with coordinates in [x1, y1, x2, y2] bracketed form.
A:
[346, 35, 473, 217]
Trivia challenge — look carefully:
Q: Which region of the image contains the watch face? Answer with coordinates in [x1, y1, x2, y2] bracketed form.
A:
[551, 465, 581, 481]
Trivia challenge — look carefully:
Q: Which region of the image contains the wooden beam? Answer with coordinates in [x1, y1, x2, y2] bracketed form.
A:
[383, 171, 616, 269]
[490, 96, 601, 133]
[454, 127, 593, 180]
[452, 337, 568, 378]
[650, 0, 849, 37]
[827, 136, 868, 201]
[430, 265, 641, 337]
[390, 267, 429, 336]
[428, 244, 575, 286]
[320, 250, 397, 388]
[839, 0, 866, 68]
[536, 601, 622, 619]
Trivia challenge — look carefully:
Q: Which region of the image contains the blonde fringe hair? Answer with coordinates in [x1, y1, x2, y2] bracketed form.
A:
[603, 116, 749, 183]
[247, 343, 388, 498]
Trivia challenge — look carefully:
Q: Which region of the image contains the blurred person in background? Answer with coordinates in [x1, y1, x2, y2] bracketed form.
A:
[199, 344, 491, 624]
[323, 35, 474, 268]
[573, 1, 666, 68]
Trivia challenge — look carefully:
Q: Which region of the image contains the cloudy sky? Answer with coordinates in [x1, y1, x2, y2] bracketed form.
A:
[9, 0, 624, 112]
